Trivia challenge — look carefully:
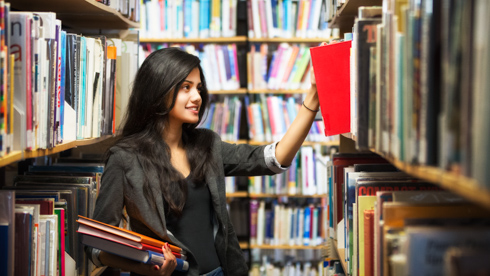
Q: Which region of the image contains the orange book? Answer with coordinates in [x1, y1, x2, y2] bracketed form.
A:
[77, 215, 184, 254]
[107, 46, 117, 134]
[364, 209, 374, 276]
[280, 45, 300, 87]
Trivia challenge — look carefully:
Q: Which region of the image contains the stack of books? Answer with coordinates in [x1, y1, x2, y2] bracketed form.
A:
[77, 216, 189, 272]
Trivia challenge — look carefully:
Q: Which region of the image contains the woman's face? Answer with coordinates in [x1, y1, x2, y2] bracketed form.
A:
[168, 67, 203, 126]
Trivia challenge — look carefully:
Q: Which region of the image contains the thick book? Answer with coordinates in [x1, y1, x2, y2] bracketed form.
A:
[81, 234, 189, 272]
[77, 216, 184, 254]
[77, 223, 185, 260]
[310, 41, 351, 136]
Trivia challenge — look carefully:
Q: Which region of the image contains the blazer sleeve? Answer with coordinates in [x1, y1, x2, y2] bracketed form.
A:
[218, 136, 288, 176]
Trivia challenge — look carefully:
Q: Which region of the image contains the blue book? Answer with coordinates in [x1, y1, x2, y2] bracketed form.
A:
[78, 37, 87, 139]
[227, 45, 237, 85]
[183, 0, 192, 37]
[266, 51, 278, 82]
[60, 31, 67, 142]
[303, 206, 311, 245]
[81, 234, 189, 272]
[199, 0, 210, 38]
[0, 224, 10, 276]
[221, 46, 231, 83]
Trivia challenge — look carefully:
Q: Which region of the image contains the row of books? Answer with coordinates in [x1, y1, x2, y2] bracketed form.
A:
[200, 95, 243, 141]
[250, 199, 327, 247]
[314, 1, 490, 187]
[140, 0, 237, 39]
[3, 9, 139, 155]
[1, 190, 62, 276]
[198, 94, 328, 144]
[248, 145, 330, 195]
[141, 43, 241, 91]
[323, 0, 345, 23]
[1, 162, 103, 276]
[248, 43, 312, 91]
[246, 94, 325, 143]
[326, 153, 490, 276]
[249, 257, 324, 276]
[98, 0, 140, 22]
[246, 0, 330, 39]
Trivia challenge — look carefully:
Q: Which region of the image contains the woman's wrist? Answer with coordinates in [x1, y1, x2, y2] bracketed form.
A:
[304, 86, 320, 111]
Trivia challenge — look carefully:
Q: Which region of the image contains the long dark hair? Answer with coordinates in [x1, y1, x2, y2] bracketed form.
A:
[110, 47, 215, 217]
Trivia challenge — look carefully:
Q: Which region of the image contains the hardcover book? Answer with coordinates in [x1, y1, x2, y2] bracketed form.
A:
[310, 41, 351, 136]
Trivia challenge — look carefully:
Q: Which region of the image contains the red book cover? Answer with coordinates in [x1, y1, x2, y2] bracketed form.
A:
[310, 41, 351, 136]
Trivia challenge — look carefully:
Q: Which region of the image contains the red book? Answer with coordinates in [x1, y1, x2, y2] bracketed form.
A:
[15, 199, 54, 215]
[310, 41, 351, 136]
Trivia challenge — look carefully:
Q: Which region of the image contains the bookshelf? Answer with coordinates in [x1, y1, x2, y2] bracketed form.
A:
[250, 244, 324, 250]
[209, 88, 248, 94]
[328, 0, 382, 34]
[0, 136, 115, 167]
[321, 0, 490, 274]
[248, 89, 309, 94]
[140, 36, 248, 43]
[369, 150, 490, 211]
[9, 0, 140, 29]
[0, 0, 141, 275]
[332, 240, 347, 274]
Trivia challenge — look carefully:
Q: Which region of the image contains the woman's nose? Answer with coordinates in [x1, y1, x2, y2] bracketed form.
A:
[191, 89, 202, 103]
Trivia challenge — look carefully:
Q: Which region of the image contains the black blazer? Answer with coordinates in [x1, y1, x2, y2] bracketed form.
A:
[89, 129, 284, 275]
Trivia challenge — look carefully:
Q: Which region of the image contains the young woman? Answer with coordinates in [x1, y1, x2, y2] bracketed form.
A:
[88, 47, 321, 276]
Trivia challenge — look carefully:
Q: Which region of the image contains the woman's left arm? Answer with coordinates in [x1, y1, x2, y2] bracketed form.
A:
[275, 62, 320, 167]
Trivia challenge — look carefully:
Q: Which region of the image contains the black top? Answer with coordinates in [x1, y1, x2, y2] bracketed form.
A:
[165, 177, 221, 274]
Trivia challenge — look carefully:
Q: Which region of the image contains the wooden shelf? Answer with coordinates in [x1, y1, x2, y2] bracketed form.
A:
[0, 151, 23, 168]
[140, 36, 248, 43]
[9, 0, 139, 29]
[333, 240, 348, 274]
[341, 132, 357, 141]
[249, 193, 327, 198]
[249, 244, 324, 250]
[328, 0, 382, 33]
[226, 191, 248, 198]
[209, 88, 248, 94]
[248, 140, 340, 146]
[372, 151, 490, 211]
[239, 241, 249, 249]
[248, 38, 327, 43]
[0, 135, 114, 167]
[248, 89, 309, 94]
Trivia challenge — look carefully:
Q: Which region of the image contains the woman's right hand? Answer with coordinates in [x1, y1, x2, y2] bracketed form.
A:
[148, 243, 178, 276]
